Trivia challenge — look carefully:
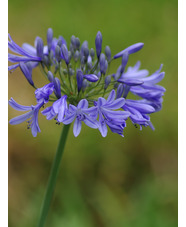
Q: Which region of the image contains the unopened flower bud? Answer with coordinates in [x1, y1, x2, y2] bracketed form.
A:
[104, 75, 111, 90]
[36, 37, 44, 59]
[84, 74, 99, 82]
[76, 69, 83, 92]
[121, 51, 129, 73]
[103, 60, 108, 75]
[47, 71, 54, 82]
[61, 44, 69, 65]
[43, 55, 50, 67]
[83, 47, 89, 61]
[74, 50, 80, 62]
[87, 55, 92, 69]
[55, 45, 61, 62]
[47, 28, 53, 51]
[90, 48, 95, 60]
[82, 79, 88, 92]
[105, 46, 111, 61]
[53, 77, 61, 98]
[115, 65, 122, 80]
[71, 35, 76, 47]
[100, 53, 106, 74]
[95, 31, 102, 58]
[75, 37, 80, 49]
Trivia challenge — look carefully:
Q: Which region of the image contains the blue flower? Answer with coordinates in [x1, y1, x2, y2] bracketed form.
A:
[9, 98, 44, 137]
[122, 99, 155, 130]
[128, 63, 166, 105]
[8, 34, 42, 66]
[95, 90, 130, 137]
[62, 99, 98, 137]
[42, 95, 68, 122]
[35, 83, 55, 103]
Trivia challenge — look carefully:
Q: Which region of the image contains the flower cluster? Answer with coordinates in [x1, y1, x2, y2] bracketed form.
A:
[8, 29, 165, 137]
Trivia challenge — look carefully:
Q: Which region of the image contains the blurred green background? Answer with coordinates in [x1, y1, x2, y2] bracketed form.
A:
[8, 0, 178, 226]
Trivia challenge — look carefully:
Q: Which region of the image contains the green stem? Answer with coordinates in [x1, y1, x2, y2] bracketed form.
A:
[37, 124, 71, 227]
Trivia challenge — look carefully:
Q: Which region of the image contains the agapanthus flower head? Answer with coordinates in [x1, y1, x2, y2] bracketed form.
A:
[9, 29, 165, 137]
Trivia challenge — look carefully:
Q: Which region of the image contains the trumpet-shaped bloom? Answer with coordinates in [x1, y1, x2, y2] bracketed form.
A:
[63, 99, 98, 137]
[42, 95, 68, 122]
[9, 98, 44, 137]
[95, 90, 130, 137]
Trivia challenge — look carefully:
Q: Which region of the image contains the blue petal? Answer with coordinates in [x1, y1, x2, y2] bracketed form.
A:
[9, 110, 33, 125]
[20, 62, 34, 86]
[31, 108, 41, 137]
[63, 113, 76, 125]
[118, 78, 143, 86]
[114, 43, 144, 59]
[97, 97, 107, 107]
[73, 118, 82, 137]
[107, 90, 116, 103]
[83, 115, 98, 129]
[9, 98, 32, 111]
[8, 64, 20, 71]
[126, 100, 155, 113]
[105, 98, 125, 109]
[142, 72, 165, 84]
[8, 53, 41, 63]
[22, 43, 37, 55]
[103, 108, 130, 120]
[98, 113, 107, 137]
[41, 106, 56, 120]
[77, 99, 89, 109]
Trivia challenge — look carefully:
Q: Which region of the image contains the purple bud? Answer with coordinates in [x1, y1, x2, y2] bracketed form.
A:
[80, 41, 88, 55]
[61, 44, 69, 65]
[71, 35, 76, 47]
[47, 28, 53, 51]
[115, 65, 122, 80]
[74, 50, 80, 62]
[105, 46, 111, 61]
[90, 48, 95, 60]
[121, 51, 129, 73]
[100, 53, 105, 74]
[36, 37, 44, 59]
[97, 71, 101, 78]
[19, 62, 34, 87]
[58, 36, 67, 46]
[47, 71, 54, 82]
[114, 43, 144, 59]
[75, 37, 80, 49]
[82, 79, 88, 92]
[57, 39, 63, 47]
[103, 60, 108, 75]
[95, 31, 102, 58]
[116, 84, 124, 98]
[53, 77, 61, 98]
[104, 75, 111, 90]
[84, 74, 99, 82]
[55, 45, 61, 62]
[87, 55, 92, 68]
[76, 69, 83, 92]
[83, 47, 89, 61]
[43, 55, 50, 66]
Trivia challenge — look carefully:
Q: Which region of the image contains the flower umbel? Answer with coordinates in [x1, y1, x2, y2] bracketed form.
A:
[9, 29, 165, 137]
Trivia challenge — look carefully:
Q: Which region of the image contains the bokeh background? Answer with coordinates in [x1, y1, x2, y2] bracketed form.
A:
[8, 0, 178, 226]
